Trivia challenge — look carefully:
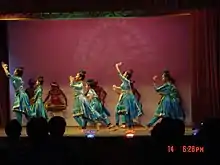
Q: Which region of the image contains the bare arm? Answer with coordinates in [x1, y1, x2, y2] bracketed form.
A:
[69, 76, 75, 86]
[1, 62, 10, 77]
[115, 62, 130, 82]
[115, 62, 123, 75]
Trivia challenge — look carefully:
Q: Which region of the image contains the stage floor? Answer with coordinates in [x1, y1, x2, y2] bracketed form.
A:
[0, 126, 193, 137]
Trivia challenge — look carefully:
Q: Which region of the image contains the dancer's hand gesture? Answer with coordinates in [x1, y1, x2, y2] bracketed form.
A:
[112, 85, 117, 90]
[1, 62, 8, 69]
[153, 75, 158, 82]
[69, 76, 75, 81]
[115, 62, 122, 67]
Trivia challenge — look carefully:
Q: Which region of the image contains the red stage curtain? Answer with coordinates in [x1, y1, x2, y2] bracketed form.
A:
[191, 8, 220, 124]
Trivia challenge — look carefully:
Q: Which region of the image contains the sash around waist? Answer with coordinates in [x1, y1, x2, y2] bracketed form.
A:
[121, 90, 132, 94]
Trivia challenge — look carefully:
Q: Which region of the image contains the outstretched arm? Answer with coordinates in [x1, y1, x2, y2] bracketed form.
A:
[115, 62, 130, 82]
[115, 62, 123, 75]
[153, 75, 167, 94]
[1, 62, 10, 77]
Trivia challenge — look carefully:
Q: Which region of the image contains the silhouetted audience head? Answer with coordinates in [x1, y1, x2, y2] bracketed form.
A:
[48, 116, 66, 138]
[26, 117, 48, 142]
[5, 119, 22, 140]
[151, 118, 185, 144]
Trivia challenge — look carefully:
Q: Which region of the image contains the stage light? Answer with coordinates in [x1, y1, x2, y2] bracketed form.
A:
[126, 133, 134, 138]
[192, 129, 199, 136]
[85, 130, 96, 138]
[86, 134, 95, 138]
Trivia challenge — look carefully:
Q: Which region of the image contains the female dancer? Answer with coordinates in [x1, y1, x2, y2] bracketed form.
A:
[114, 80, 144, 128]
[1, 62, 33, 124]
[113, 62, 142, 133]
[44, 82, 67, 117]
[85, 79, 116, 130]
[147, 70, 185, 128]
[69, 70, 93, 131]
[32, 76, 48, 119]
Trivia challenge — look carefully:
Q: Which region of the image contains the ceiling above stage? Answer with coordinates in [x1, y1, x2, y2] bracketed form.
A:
[0, 0, 219, 13]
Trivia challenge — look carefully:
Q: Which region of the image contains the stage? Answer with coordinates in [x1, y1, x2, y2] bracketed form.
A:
[0, 126, 193, 137]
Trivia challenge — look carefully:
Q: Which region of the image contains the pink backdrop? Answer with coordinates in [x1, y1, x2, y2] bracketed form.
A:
[7, 15, 192, 126]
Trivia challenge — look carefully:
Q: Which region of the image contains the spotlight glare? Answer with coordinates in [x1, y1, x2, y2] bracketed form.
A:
[126, 133, 134, 138]
[85, 130, 96, 138]
[86, 134, 95, 138]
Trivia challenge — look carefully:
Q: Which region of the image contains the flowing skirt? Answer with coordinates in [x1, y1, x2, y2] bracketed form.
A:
[156, 96, 185, 121]
[72, 95, 97, 121]
[90, 98, 111, 121]
[32, 99, 48, 119]
[116, 93, 142, 120]
[12, 91, 33, 117]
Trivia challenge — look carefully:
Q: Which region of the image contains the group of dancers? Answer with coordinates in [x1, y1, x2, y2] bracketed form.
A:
[1, 61, 185, 133]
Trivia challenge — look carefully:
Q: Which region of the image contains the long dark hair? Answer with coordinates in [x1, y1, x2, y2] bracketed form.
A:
[78, 70, 86, 81]
[163, 70, 175, 84]
[84, 79, 97, 96]
[37, 76, 44, 85]
[86, 79, 97, 89]
[123, 69, 133, 80]
[15, 67, 24, 77]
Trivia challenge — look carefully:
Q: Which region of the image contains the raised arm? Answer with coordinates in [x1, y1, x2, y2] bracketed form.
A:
[1, 62, 10, 77]
[115, 62, 129, 82]
[153, 75, 168, 94]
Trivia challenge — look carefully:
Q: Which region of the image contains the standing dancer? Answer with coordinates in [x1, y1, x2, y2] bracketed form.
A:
[69, 70, 92, 131]
[32, 76, 48, 119]
[147, 70, 185, 129]
[113, 62, 142, 133]
[1, 62, 33, 124]
[114, 80, 143, 128]
[85, 79, 116, 131]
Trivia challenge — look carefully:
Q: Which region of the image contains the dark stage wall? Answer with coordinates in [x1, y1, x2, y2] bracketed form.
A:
[7, 15, 192, 126]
